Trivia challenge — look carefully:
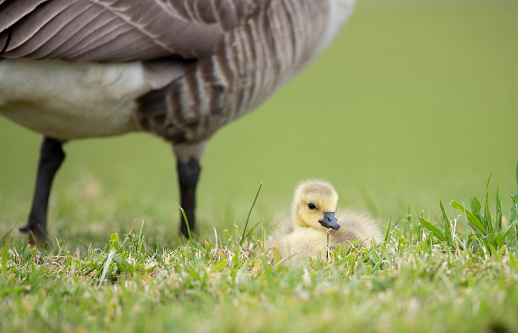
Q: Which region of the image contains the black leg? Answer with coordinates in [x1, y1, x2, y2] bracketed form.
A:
[177, 159, 201, 237]
[19, 137, 65, 240]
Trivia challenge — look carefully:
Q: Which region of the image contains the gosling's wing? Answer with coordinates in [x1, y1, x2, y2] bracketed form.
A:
[0, 0, 261, 62]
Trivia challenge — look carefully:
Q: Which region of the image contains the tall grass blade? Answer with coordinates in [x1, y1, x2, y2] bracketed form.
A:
[138, 221, 145, 252]
[243, 219, 263, 240]
[439, 201, 452, 243]
[451, 201, 487, 235]
[496, 184, 502, 230]
[240, 182, 262, 245]
[470, 197, 483, 228]
[384, 220, 392, 242]
[484, 175, 493, 234]
[418, 217, 447, 242]
[178, 205, 193, 242]
[511, 158, 518, 223]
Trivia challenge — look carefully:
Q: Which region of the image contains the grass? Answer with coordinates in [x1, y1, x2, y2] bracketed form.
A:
[1, 161, 518, 332]
[1, 0, 518, 331]
[1, 0, 517, 243]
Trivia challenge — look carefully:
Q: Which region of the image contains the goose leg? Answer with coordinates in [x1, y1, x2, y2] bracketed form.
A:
[177, 159, 201, 237]
[19, 137, 65, 241]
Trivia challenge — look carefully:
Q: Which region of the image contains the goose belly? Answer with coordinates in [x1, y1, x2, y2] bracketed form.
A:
[0, 59, 153, 140]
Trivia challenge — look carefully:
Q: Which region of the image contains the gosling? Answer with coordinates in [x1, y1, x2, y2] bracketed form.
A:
[267, 180, 383, 266]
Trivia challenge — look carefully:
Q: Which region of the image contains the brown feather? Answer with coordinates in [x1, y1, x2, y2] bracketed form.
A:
[0, 0, 263, 62]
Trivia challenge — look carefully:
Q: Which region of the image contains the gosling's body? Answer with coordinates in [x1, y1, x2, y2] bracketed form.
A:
[267, 180, 383, 266]
[268, 221, 330, 266]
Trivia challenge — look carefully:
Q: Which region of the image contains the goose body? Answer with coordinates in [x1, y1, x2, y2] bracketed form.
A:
[267, 180, 383, 267]
[0, 0, 356, 239]
[0, 59, 151, 139]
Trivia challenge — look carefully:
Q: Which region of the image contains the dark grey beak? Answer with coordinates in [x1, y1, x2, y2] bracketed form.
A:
[319, 212, 340, 230]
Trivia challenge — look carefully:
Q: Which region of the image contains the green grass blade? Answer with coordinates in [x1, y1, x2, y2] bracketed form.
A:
[469, 197, 483, 228]
[509, 253, 518, 273]
[178, 205, 193, 243]
[451, 201, 487, 235]
[495, 221, 516, 248]
[65, 251, 72, 268]
[418, 217, 447, 242]
[485, 173, 492, 191]
[27, 259, 48, 286]
[384, 219, 392, 242]
[512, 196, 518, 223]
[211, 259, 228, 272]
[240, 182, 262, 245]
[138, 221, 145, 253]
[243, 219, 263, 240]
[1, 240, 8, 282]
[272, 246, 282, 263]
[439, 201, 452, 243]
[110, 233, 119, 251]
[511, 158, 518, 223]
[496, 183, 502, 230]
[484, 175, 493, 234]
[112, 254, 136, 274]
[483, 197, 493, 234]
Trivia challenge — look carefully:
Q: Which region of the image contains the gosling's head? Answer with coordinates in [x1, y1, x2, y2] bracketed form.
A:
[291, 179, 340, 230]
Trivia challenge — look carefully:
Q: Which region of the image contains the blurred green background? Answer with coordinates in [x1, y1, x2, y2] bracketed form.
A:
[1, 0, 517, 245]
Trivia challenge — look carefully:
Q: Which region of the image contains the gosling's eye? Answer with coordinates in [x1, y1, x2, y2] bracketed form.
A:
[308, 203, 317, 210]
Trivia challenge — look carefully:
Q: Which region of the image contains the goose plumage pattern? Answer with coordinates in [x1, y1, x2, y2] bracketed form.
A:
[0, 0, 356, 240]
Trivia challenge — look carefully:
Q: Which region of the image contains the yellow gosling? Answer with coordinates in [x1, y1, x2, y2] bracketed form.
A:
[267, 179, 383, 267]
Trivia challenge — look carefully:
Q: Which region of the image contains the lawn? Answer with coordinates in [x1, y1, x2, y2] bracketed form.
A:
[2, 176, 518, 332]
[1, 0, 518, 331]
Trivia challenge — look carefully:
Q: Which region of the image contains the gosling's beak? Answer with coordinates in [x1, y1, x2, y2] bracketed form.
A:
[319, 212, 340, 230]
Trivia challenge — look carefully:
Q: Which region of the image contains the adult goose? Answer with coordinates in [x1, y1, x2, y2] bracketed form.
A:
[0, 0, 356, 240]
